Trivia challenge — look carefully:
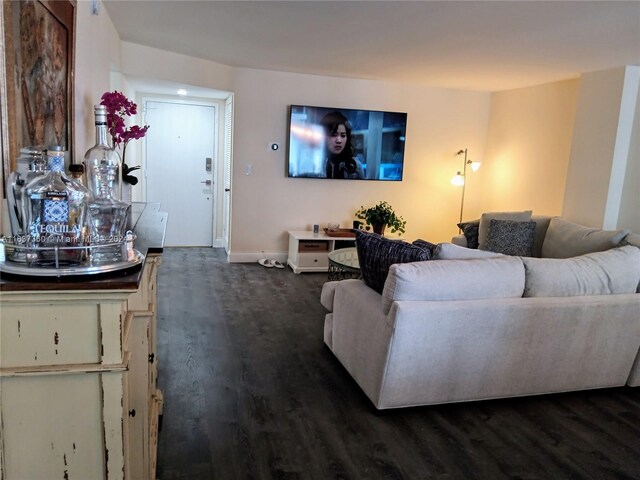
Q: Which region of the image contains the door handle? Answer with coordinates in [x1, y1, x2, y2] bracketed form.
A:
[224, 188, 230, 192]
[201, 180, 212, 186]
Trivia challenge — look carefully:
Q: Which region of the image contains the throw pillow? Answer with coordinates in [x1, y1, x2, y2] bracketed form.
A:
[478, 210, 533, 250]
[456, 220, 480, 249]
[485, 219, 536, 256]
[433, 242, 504, 260]
[412, 239, 437, 257]
[522, 245, 640, 297]
[355, 230, 430, 294]
[541, 217, 630, 258]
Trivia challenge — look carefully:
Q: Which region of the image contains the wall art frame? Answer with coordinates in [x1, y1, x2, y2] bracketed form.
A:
[1, 0, 76, 197]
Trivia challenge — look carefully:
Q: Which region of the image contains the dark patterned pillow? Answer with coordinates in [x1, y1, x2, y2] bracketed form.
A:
[412, 239, 436, 258]
[355, 230, 431, 293]
[457, 220, 480, 249]
[485, 219, 536, 256]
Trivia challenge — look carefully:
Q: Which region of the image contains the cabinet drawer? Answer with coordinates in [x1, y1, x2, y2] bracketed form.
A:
[0, 303, 104, 368]
[298, 241, 328, 252]
[297, 252, 329, 267]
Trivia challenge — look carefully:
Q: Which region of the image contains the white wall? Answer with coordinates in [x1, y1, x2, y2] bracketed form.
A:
[480, 79, 580, 217]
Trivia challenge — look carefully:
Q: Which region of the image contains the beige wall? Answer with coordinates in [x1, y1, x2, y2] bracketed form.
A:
[229, 68, 491, 258]
[74, 1, 122, 159]
[562, 66, 640, 229]
[121, 42, 234, 94]
[480, 79, 580, 218]
[618, 79, 640, 233]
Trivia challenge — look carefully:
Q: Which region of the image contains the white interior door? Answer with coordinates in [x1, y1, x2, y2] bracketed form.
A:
[145, 100, 216, 246]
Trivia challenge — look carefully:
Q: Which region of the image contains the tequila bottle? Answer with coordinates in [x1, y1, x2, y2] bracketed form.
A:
[85, 105, 122, 201]
[22, 146, 90, 266]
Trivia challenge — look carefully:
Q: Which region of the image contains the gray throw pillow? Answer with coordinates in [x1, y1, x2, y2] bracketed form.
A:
[355, 230, 431, 294]
[485, 219, 536, 256]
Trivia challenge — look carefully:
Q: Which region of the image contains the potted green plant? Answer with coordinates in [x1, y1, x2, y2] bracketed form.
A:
[355, 201, 406, 235]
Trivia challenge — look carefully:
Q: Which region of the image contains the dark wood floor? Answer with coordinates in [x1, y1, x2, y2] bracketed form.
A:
[155, 248, 640, 480]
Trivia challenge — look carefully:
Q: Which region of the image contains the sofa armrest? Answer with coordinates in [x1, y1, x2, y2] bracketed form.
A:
[327, 280, 394, 407]
[451, 234, 467, 247]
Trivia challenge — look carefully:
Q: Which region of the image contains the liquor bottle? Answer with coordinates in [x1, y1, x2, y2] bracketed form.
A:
[6, 146, 48, 238]
[85, 105, 122, 201]
[22, 146, 90, 266]
[85, 105, 130, 264]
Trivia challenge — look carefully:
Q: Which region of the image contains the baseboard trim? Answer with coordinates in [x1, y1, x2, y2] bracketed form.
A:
[227, 252, 288, 263]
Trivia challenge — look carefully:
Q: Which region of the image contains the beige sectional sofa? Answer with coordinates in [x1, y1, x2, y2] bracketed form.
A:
[321, 216, 640, 409]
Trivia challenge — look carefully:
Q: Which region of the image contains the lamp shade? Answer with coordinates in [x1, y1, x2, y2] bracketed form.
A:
[451, 172, 465, 186]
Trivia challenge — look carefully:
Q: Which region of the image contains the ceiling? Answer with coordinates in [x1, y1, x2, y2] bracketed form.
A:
[103, 0, 640, 93]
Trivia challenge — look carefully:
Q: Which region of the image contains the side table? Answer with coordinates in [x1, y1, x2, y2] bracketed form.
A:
[327, 247, 361, 281]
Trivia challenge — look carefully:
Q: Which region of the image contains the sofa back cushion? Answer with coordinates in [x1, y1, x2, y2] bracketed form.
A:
[478, 210, 533, 250]
[355, 230, 431, 294]
[522, 246, 640, 297]
[530, 215, 553, 258]
[541, 217, 630, 258]
[381, 256, 525, 314]
[434, 242, 504, 260]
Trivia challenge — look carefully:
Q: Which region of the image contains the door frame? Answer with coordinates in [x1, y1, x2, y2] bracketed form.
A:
[140, 95, 226, 247]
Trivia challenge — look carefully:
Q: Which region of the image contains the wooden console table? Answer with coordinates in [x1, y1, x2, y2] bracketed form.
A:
[0, 203, 167, 480]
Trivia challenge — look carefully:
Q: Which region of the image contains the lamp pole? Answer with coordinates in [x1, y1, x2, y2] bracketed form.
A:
[457, 148, 468, 226]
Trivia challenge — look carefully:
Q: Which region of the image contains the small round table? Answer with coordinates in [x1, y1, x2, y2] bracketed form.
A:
[327, 247, 361, 281]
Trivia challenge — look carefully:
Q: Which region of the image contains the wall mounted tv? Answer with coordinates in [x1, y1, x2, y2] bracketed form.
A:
[287, 105, 407, 181]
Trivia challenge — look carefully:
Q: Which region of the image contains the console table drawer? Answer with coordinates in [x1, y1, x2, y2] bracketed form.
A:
[297, 252, 329, 268]
[0, 303, 104, 368]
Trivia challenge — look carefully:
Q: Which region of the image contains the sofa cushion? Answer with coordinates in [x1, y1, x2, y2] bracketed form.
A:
[355, 230, 431, 294]
[522, 246, 640, 297]
[621, 232, 640, 249]
[484, 219, 537, 256]
[541, 217, 630, 258]
[530, 215, 553, 258]
[478, 210, 533, 250]
[382, 256, 525, 314]
[434, 242, 504, 260]
[456, 220, 480, 249]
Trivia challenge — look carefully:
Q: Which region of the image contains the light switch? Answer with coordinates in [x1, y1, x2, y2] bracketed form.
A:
[245, 164, 253, 175]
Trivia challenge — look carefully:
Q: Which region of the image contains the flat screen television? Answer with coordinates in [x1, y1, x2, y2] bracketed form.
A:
[287, 105, 407, 181]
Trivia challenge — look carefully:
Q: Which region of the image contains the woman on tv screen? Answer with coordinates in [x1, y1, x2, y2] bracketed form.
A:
[320, 111, 364, 179]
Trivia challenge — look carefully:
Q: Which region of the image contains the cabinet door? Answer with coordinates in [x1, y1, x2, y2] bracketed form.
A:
[124, 313, 151, 480]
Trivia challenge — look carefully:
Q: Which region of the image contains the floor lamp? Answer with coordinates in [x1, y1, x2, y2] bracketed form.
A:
[451, 148, 481, 228]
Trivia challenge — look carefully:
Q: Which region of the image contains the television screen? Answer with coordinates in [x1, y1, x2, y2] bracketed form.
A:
[287, 105, 407, 181]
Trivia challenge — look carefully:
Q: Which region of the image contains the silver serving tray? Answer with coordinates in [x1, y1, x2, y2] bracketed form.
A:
[0, 249, 144, 277]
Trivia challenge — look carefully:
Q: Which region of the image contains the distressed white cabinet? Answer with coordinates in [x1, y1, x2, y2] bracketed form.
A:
[0, 254, 162, 480]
